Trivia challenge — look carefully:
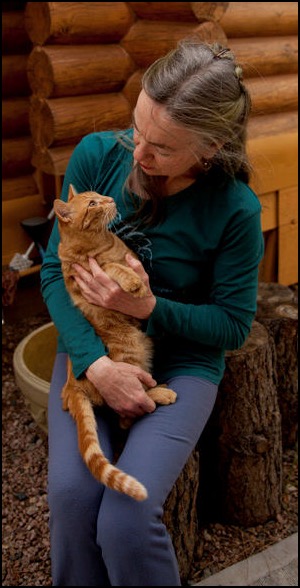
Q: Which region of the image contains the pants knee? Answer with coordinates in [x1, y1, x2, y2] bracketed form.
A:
[97, 493, 163, 557]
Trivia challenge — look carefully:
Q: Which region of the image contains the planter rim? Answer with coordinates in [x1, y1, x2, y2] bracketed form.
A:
[13, 321, 54, 395]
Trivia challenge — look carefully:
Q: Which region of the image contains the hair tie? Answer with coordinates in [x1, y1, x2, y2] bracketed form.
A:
[214, 48, 231, 58]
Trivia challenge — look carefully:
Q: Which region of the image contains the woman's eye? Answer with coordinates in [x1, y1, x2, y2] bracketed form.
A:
[88, 200, 97, 207]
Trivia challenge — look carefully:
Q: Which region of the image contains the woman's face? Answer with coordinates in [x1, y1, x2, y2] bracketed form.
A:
[132, 90, 200, 179]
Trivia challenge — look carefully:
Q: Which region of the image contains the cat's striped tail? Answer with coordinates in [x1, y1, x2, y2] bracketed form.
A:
[67, 388, 148, 501]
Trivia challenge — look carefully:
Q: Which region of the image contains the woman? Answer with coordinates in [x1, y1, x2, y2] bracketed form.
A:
[41, 38, 264, 586]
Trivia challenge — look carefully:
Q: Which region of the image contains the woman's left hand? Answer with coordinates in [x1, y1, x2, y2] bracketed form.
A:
[72, 254, 156, 320]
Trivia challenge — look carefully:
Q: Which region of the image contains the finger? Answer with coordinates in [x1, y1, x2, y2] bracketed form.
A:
[143, 396, 156, 413]
[125, 254, 146, 277]
[137, 370, 157, 389]
[73, 274, 88, 290]
[88, 257, 114, 286]
[73, 275, 94, 298]
[72, 263, 92, 281]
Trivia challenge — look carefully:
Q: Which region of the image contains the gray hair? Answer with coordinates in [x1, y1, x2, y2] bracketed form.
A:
[125, 38, 252, 224]
[142, 38, 252, 180]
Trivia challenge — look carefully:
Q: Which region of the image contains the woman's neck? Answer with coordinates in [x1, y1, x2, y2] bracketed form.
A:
[164, 175, 197, 196]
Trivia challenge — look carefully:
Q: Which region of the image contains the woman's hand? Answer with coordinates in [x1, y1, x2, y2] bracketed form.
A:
[86, 355, 156, 418]
[73, 254, 156, 319]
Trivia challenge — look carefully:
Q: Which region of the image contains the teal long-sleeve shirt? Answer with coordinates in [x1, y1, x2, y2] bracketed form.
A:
[40, 130, 264, 385]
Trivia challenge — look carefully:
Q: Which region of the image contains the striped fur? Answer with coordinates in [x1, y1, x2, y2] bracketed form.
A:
[54, 186, 177, 501]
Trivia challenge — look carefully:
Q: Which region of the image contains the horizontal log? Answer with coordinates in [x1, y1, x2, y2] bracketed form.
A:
[123, 72, 299, 127]
[2, 10, 32, 55]
[2, 175, 38, 202]
[2, 194, 48, 267]
[245, 73, 298, 116]
[124, 74, 299, 127]
[31, 144, 75, 176]
[2, 55, 31, 98]
[128, 2, 197, 21]
[194, 20, 227, 45]
[191, 2, 229, 22]
[2, 137, 34, 178]
[220, 2, 298, 37]
[30, 110, 298, 181]
[29, 94, 132, 148]
[121, 21, 196, 68]
[122, 70, 144, 109]
[27, 45, 136, 98]
[24, 2, 134, 45]
[2, 98, 30, 138]
[121, 20, 227, 68]
[230, 36, 298, 78]
[248, 110, 298, 139]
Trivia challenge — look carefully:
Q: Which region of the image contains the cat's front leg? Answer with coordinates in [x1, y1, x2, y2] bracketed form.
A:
[103, 262, 148, 298]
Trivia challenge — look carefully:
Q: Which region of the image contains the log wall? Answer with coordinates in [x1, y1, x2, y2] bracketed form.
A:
[2, 3, 51, 266]
[2, 1, 298, 283]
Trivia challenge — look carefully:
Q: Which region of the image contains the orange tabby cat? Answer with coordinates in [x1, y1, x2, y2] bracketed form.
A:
[53, 184, 177, 501]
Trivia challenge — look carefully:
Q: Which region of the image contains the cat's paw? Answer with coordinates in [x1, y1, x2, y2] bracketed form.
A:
[130, 281, 148, 298]
[147, 386, 177, 405]
[119, 416, 134, 429]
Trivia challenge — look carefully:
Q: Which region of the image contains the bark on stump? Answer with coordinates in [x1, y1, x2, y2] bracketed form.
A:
[256, 282, 298, 449]
[163, 448, 200, 584]
[198, 321, 282, 527]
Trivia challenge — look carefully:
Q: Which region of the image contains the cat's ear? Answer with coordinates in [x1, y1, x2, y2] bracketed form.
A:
[53, 199, 72, 223]
[68, 184, 78, 201]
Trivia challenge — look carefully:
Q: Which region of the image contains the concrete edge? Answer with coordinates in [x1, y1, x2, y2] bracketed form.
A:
[189, 532, 298, 586]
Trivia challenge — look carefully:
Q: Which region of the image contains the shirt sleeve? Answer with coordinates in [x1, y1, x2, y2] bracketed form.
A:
[146, 208, 264, 351]
[40, 135, 109, 379]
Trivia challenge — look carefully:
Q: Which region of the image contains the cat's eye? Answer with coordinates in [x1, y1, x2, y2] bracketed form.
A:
[88, 200, 98, 207]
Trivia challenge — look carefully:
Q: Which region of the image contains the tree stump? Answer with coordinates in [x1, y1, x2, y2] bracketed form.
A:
[256, 282, 298, 449]
[256, 281, 295, 313]
[163, 447, 200, 584]
[198, 321, 282, 527]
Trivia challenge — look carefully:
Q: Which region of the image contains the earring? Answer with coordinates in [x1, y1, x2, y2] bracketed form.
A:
[202, 158, 212, 172]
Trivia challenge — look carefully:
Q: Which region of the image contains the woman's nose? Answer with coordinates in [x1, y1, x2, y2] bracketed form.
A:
[133, 141, 151, 163]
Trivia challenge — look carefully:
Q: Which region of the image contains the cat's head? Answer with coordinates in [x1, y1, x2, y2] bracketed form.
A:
[53, 185, 117, 232]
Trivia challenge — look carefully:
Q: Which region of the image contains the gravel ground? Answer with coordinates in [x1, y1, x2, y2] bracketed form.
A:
[2, 307, 298, 587]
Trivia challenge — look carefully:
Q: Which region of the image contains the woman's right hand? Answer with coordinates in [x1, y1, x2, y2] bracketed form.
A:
[85, 355, 156, 419]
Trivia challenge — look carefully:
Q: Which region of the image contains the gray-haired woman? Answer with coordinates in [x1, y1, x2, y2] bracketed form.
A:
[41, 38, 264, 586]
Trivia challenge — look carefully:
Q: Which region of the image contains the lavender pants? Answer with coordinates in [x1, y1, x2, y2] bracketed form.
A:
[47, 353, 218, 586]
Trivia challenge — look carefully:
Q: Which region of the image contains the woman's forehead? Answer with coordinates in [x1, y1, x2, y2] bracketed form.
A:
[134, 90, 195, 147]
